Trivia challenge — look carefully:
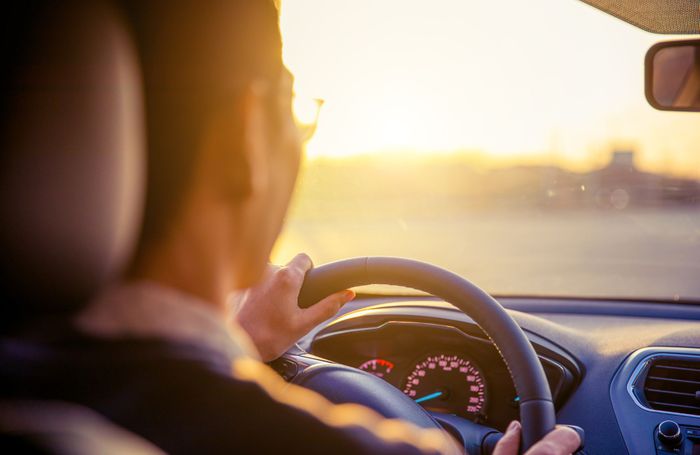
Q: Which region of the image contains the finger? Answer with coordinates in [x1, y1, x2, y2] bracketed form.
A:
[286, 253, 313, 273]
[276, 255, 311, 289]
[493, 421, 521, 455]
[524, 425, 580, 455]
[298, 290, 355, 331]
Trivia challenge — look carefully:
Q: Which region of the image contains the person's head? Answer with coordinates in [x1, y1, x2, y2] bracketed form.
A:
[122, 0, 302, 291]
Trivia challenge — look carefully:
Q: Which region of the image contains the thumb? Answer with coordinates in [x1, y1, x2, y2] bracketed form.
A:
[493, 421, 521, 455]
[299, 290, 355, 331]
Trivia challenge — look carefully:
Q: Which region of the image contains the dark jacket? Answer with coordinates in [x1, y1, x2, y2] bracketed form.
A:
[0, 331, 447, 454]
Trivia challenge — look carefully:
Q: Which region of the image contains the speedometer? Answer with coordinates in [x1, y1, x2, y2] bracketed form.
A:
[403, 354, 487, 419]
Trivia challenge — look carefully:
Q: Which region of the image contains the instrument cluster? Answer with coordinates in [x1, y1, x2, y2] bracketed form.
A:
[358, 353, 488, 420]
[308, 311, 579, 429]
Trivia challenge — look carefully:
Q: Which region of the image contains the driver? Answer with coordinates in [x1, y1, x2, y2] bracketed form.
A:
[74, 1, 582, 453]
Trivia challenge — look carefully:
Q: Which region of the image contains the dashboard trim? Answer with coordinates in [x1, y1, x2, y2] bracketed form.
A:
[625, 347, 700, 419]
[313, 320, 492, 346]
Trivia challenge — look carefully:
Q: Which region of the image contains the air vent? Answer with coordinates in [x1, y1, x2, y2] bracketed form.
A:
[643, 357, 700, 416]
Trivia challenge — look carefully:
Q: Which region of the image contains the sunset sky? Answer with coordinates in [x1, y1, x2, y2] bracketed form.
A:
[280, 0, 700, 176]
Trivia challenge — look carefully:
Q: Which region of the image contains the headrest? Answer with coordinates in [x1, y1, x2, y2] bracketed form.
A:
[0, 1, 145, 320]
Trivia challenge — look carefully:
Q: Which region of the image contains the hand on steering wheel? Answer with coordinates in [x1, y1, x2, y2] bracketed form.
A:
[232, 253, 356, 361]
[494, 421, 580, 455]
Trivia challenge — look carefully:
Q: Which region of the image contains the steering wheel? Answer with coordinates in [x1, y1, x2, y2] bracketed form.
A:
[294, 257, 556, 453]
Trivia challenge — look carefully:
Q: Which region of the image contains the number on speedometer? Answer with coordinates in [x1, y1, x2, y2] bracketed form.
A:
[403, 354, 487, 418]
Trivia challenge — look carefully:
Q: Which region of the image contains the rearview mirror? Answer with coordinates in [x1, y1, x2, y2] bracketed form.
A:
[645, 39, 700, 112]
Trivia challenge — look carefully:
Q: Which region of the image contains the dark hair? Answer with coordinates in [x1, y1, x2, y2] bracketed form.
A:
[120, 0, 283, 253]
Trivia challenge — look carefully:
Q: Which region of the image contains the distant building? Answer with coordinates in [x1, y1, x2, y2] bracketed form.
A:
[488, 149, 700, 209]
[609, 150, 635, 169]
[583, 149, 662, 209]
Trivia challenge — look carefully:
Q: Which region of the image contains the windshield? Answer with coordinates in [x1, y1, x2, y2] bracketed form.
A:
[274, 0, 700, 301]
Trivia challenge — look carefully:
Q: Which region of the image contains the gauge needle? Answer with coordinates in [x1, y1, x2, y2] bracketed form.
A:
[414, 391, 443, 404]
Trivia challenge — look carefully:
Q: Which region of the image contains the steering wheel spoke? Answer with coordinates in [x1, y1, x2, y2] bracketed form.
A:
[268, 349, 335, 382]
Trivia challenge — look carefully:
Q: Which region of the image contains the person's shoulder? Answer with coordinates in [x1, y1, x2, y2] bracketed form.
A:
[2, 335, 442, 455]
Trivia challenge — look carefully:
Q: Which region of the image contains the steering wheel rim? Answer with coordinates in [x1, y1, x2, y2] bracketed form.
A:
[298, 257, 555, 451]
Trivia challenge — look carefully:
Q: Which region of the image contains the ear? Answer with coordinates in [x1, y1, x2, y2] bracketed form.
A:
[204, 80, 271, 203]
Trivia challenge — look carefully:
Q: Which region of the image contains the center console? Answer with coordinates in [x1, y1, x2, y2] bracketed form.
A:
[610, 348, 700, 455]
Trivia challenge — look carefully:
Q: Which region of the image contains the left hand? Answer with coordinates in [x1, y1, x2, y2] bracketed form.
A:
[493, 421, 581, 455]
[232, 253, 355, 362]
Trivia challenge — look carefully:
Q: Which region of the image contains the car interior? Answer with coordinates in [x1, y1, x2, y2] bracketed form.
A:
[1, 1, 700, 454]
[0, 1, 152, 452]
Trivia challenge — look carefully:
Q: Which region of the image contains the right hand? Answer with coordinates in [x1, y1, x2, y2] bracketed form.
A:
[232, 253, 355, 362]
[493, 421, 581, 455]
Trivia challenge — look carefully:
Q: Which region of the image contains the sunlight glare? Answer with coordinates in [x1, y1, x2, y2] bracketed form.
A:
[280, 0, 700, 175]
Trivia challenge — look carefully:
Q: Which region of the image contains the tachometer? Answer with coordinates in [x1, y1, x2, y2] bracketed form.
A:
[403, 354, 487, 419]
[358, 358, 394, 379]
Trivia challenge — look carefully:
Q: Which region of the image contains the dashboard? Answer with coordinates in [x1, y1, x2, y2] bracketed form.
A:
[289, 295, 700, 454]
[308, 304, 579, 430]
